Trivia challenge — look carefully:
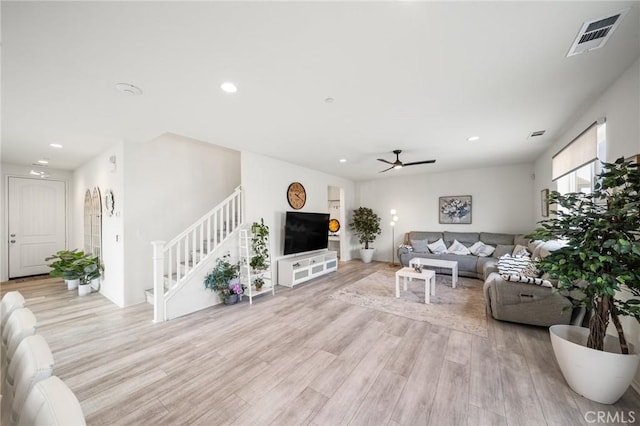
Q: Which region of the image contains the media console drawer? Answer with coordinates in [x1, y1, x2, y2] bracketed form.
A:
[278, 250, 338, 287]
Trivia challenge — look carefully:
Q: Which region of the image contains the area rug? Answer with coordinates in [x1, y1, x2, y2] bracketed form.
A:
[329, 270, 488, 337]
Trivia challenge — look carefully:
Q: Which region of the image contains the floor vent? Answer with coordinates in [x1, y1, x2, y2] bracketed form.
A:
[567, 8, 629, 57]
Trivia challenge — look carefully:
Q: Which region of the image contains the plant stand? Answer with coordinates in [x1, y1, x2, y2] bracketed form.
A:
[239, 229, 274, 305]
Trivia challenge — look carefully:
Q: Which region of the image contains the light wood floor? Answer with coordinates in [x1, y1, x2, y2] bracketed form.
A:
[2, 261, 639, 426]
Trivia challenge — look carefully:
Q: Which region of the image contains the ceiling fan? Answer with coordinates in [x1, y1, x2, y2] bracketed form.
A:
[377, 149, 436, 173]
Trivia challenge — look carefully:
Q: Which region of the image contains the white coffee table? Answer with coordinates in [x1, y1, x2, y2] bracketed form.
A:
[395, 267, 436, 304]
[409, 257, 458, 288]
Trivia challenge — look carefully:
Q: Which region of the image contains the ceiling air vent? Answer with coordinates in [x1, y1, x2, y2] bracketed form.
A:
[529, 130, 546, 138]
[567, 8, 629, 57]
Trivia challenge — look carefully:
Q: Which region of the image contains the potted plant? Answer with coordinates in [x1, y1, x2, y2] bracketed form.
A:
[204, 254, 242, 304]
[528, 157, 640, 404]
[45, 249, 85, 289]
[249, 219, 270, 272]
[349, 207, 382, 263]
[253, 276, 265, 292]
[74, 254, 103, 296]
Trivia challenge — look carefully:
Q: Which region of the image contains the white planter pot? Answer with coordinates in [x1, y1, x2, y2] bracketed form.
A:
[549, 324, 640, 404]
[360, 248, 375, 264]
[65, 279, 79, 290]
[90, 277, 100, 291]
[78, 283, 92, 296]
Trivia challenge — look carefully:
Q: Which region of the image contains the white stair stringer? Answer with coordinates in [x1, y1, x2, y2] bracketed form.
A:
[151, 186, 243, 322]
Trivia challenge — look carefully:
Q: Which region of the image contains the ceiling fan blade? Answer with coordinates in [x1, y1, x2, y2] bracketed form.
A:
[404, 159, 436, 166]
[377, 158, 393, 165]
[378, 165, 395, 173]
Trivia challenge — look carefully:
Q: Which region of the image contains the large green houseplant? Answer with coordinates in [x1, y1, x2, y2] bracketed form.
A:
[349, 207, 382, 263]
[45, 249, 85, 289]
[528, 157, 640, 403]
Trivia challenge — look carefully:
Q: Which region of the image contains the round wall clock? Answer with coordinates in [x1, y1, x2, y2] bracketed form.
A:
[287, 182, 306, 210]
[104, 190, 115, 217]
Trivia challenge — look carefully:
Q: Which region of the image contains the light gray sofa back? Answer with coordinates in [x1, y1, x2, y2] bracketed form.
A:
[479, 232, 515, 246]
[443, 231, 479, 246]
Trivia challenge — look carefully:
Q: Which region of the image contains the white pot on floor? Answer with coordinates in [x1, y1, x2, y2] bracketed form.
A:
[360, 248, 375, 264]
[78, 283, 92, 296]
[549, 324, 640, 404]
[65, 278, 79, 290]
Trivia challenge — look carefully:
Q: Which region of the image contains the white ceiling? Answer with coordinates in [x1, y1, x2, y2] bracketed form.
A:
[3, 1, 639, 181]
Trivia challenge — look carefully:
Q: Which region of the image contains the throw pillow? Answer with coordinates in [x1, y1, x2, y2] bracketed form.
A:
[497, 254, 532, 275]
[501, 273, 553, 288]
[512, 244, 530, 257]
[410, 239, 429, 254]
[468, 241, 496, 257]
[447, 239, 471, 255]
[398, 244, 413, 254]
[493, 244, 515, 258]
[427, 238, 447, 255]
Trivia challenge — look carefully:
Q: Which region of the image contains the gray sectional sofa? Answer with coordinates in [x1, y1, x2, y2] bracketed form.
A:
[399, 231, 574, 327]
[398, 231, 526, 279]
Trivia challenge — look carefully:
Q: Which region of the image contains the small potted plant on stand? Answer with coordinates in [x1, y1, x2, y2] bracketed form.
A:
[528, 157, 640, 404]
[204, 254, 242, 304]
[250, 219, 270, 291]
[349, 207, 382, 263]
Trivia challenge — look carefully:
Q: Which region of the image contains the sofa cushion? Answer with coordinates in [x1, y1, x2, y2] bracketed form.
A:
[407, 232, 443, 244]
[493, 244, 515, 258]
[480, 232, 515, 246]
[514, 234, 530, 247]
[427, 238, 447, 254]
[443, 232, 479, 247]
[410, 239, 429, 253]
[469, 241, 496, 257]
[447, 240, 471, 255]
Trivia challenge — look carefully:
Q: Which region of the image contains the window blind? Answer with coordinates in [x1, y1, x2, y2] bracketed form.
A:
[552, 122, 598, 181]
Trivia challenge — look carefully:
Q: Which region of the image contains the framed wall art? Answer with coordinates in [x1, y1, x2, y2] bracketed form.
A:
[439, 195, 472, 224]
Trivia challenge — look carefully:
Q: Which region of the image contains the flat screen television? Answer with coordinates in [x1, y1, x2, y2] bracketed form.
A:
[283, 211, 330, 255]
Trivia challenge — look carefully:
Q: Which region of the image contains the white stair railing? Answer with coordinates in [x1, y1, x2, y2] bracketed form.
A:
[151, 186, 243, 322]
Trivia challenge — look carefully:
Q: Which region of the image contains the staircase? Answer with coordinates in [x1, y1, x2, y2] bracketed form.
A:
[150, 186, 243, 322]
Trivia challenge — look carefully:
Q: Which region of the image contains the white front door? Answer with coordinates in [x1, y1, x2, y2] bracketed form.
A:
[8, 177, 66, 278]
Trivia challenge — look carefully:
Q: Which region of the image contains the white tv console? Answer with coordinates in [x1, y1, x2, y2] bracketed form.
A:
[278, 250, 338, 288]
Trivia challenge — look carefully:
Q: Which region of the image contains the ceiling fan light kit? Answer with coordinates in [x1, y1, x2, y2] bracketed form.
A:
[377, 149, 436, 173]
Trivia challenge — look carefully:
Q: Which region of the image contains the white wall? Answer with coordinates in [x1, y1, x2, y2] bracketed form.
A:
[123, 133, 241, 306]
[356, 163, 535, 263]
[0, 163, 73, 282]
[533, 58, 640, 390]
[72, 143, 126, 306]
[241, 151, 357, 279]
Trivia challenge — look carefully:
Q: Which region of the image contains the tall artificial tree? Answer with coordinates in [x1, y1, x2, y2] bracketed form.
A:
[529, 157, 640, 353]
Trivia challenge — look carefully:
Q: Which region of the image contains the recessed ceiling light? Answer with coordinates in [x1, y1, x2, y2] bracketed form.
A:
[37, 159, 49, 164]
[324, 97, 335, 103]
[49, 143, 63, 149]
[467, 136, 480, 142]
[115, 83, 143, 96]
[220, 82, 238, 93]
[339, 158, 347, 163]
[30, 170, 40, 176]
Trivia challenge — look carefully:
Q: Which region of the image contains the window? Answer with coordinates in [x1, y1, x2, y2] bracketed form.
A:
[553, 121, 606, 195]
